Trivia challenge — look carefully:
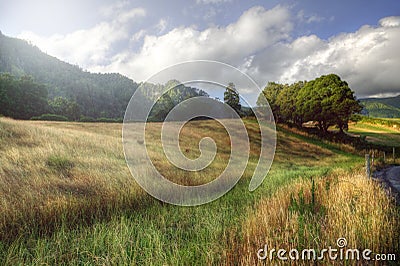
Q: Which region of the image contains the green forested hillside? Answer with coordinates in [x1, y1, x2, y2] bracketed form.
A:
[0, 32, 138, 119]
[362, 95, 400, 109]
[0, 33, 209, 121]
[360, 96, 400, 118]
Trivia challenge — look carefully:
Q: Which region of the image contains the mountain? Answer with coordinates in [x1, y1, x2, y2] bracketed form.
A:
[360, 95, 400, 118]
[361, 95, 400, 108]
[0, 32, 212, 121]
[0, 32, 138, 119]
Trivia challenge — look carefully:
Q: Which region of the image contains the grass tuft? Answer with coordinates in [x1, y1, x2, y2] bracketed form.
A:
[46, 155, 74, 178]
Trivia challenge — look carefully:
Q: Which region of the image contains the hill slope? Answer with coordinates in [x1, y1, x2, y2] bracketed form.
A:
[360, 101, 400, 118]
[0, 32, 138, 119]
[360, 95, 400, 118]
[363, 95, 400, 109]
[0, 33, 210, 121]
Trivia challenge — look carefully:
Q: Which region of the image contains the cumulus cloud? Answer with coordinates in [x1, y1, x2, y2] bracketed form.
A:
[91, 5, 292, 81]
[379, 16, 400, 27]
[18, 7, 146, 67]
[276, 20, 400, 97]
[92, 7, 400, 99]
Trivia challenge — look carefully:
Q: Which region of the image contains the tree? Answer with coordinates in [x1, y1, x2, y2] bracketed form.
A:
[296, 74, 362, 133]
[0, 74, 48, 119]
[276, 81, 305, 126]
[0, 73, 13, 116]
[224, 82, 241, 115]
[149, 94, 175, 122]
[257, 82, 285, 122]
[49, 97, 81, 121]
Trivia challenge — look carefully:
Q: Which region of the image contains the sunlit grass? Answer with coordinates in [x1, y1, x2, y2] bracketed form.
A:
[348, 121, 400, 147]
[0, 117, 396, 265]
[228, 170, 400, 265]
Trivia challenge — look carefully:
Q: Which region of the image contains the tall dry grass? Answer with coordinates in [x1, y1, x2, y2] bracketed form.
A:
[0, 117, 147, 243]
[227, 170, 400, 265]
[1, 117, 391, 265]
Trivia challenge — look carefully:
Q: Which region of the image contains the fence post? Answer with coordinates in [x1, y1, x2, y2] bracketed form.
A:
[383, 151, 386, 163]
[365, 154, 370, 178]
[372, 151, 374, 167]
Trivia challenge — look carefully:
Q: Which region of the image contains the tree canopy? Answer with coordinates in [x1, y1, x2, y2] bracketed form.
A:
[258, 74, 362, 133]
[224, 82, 241, 115]
[0, 73, 48, 119]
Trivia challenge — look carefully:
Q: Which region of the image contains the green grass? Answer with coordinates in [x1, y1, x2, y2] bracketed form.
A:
[0, 117, 392, 265]
[348, 121, 400, 147]
[382, 118, 400, 123]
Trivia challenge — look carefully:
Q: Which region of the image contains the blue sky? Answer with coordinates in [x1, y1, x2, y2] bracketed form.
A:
[1, 0, 399, 99]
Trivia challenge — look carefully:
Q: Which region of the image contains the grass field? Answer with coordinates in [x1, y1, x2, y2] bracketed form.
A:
[382, 118, 400, 123]
[0, 117, 398, 265]
[348, 121, 400, 147]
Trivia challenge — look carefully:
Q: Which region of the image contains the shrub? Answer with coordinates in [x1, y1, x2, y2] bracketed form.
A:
[30, 114, 69, 121]
[78, 115, 95, 122]
[95, 117, 120, 123]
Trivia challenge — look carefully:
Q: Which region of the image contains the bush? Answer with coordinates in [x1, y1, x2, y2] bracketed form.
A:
[96, 117, 120, 123]
[30, 114, 69, 121]
[78, 115, 95, 122]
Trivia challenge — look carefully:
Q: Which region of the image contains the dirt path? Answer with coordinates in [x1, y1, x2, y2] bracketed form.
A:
[374, 166, 400, 203]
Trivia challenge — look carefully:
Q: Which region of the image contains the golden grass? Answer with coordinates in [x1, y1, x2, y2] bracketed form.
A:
[0, 117, 145, 242]
[227, 170, 400, 265]
[2, 116, 396, 265]
[0, 116, 356, 243]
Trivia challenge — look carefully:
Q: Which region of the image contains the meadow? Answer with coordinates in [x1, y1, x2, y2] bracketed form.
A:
[348, 119, 400, 147]
[0, 117, 398, 265]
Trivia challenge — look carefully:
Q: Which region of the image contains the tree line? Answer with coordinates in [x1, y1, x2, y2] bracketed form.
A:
[0, 73, 212, 122]
[0, 73, 48, 119]
[257, 74, 362, 133]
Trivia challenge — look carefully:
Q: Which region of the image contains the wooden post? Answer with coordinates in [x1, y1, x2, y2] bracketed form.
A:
[383, 151, 386, 163]
[365, 154, 370, 178]
[372, 151, 374, 167]
[394, 147, 396, 164]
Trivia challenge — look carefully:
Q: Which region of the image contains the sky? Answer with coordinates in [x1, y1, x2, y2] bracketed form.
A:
[1, 0, 400, 99]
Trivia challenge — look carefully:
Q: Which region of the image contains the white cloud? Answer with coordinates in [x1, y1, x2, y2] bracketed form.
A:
[99, 0, 130, 17]
[18, 7, 146, 68]
[91, 5, 292, 82]
[130, 29, 146, 42]
[297, 10, 324, 24]
[276, 20, 400, 96]
[92, 7, 400, 98]
[379, 16, 400, 27]
[156, 19, 167, 33]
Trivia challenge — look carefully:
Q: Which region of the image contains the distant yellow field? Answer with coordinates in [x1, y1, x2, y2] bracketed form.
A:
[348, 121, 400, 147]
